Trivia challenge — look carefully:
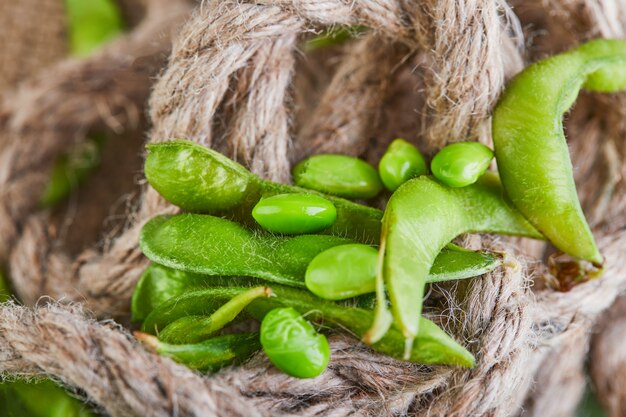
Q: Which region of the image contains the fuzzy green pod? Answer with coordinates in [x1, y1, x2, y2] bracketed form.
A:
[261, 308, 330, 378]
[431, 142, 494, 188]
[293, 154, 383, 199]
[138, 214, 502, 300]
[252, 194, 337, 234]
[493, 39, 626, 264]
[367, 173, 542, 354]
[145, 140, 382, 244]
[136, 332, 260, 372]
[378, 139, 428, 191]
[142, 285, 475, 367]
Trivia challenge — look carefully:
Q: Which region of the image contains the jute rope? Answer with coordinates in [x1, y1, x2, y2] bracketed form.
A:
[0, 0, 67, 90]
[1, 0, 625, 416]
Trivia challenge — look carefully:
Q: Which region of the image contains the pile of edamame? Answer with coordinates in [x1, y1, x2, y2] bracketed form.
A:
[133, 39, 626, 378]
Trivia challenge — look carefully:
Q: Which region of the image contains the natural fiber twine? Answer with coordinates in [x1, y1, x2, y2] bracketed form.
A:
[0, 0, 625, 416]
[0, 0, 67, 90]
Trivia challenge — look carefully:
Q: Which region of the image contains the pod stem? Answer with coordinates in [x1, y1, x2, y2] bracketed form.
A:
[363, 233, 392, 345]
[207, 286, 273, 332]
[134, 332, 160, 352]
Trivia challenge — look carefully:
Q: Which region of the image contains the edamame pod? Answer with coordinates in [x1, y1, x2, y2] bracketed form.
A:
[145, 140, 382, 243]
[142, 285, 475, 367]
[136, 332, 260, 372]
[261, 308, 330, 378]
[493, 39, 626, 264]
[252, 194, 337, 234]
[139, 215, 503, 296]
[159, 287, 272, 344]
[431, 142, 493, 188]
[368, 173, 542, 353]
[378, 138, 428, 192]
[131, 264, 265, 323]
[140, 214, 352, 288]
[292, 154, 383, 199]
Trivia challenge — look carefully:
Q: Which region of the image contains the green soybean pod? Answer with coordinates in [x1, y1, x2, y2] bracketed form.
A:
[159, 287, 272, 344]
[131, 264, 265, 323]
[378, 138, 428, 192]
[252, 194, 337, 234]
[142, 285, 475, 367]
[139, 214, 503, 297]
[367, 173, 543, 354]
[140, 214, 352, 290]
[144, 140, 382, 244]
[65, 0, 124, 56]
[431, 142, 494, 188]
[261, 308, 330, 378]
[292, 154, 383, 199]
[136, 332, 260, 372]
[305, 243, 502, 300]
[493, 39, 626, 264]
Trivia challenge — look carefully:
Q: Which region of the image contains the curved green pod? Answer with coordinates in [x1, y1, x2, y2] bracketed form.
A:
[145, 140, 382, 244]
[368, 173, 542, 353]
[142, 285, 475, 367]
[493, 39, 626, 264]
[136, 332, 261, 372]
[138, 215, 503, 297]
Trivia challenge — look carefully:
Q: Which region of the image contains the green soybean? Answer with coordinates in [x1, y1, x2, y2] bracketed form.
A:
[378, 138, 428, 191]
[367, 173, 542, 355]
[292, 154, 383, 199]
[65, 0, 124, 56]
[493, 39, 626, 264]
[305, 243, 502, 300]
[136, 332, 260, 372]
[261, 308, 330, 378]
[305, 244, 378, 300]
[145, 140, 382, 244]
[142, 285, 475, 367]
[431, 142, 494, 188]
[139, 215, 503, 297]
[159, 287, 272, 344]
[252, 194, 337, 234]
